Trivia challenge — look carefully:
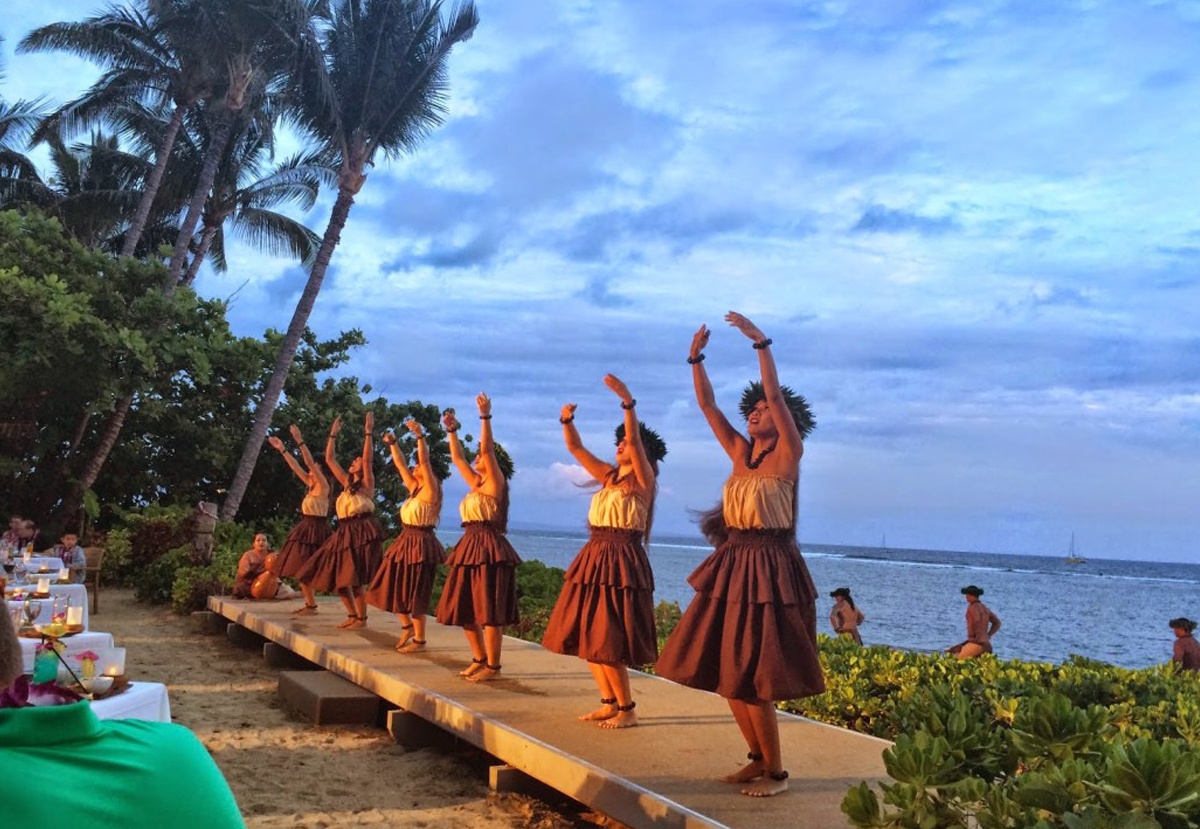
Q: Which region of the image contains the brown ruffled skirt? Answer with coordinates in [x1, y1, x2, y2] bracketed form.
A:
[271, 515, 331, 579]
[365, 525, 444, 615]
[655, 528, 825, 702]
[436, 521, 521, 627]
[295, 513, 383, 592]
[541, 526, 657, 667]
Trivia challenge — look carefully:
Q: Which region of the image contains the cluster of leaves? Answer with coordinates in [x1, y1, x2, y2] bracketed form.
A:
[794, 639, 1200, 827]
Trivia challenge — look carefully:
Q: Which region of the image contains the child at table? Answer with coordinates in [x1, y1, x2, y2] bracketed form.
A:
[47, 533, 87, 584]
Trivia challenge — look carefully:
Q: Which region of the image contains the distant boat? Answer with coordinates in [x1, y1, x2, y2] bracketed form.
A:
[1064, 532, 1086, 564]
[881, 533, 887, 550]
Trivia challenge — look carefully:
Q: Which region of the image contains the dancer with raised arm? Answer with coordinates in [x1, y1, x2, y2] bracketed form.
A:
[366, 418, 443, 653]
[436, 394, 520, 681]
[542, 374, 666, 729]
[267, 424, 331, 616]
[297, 412, 383, 630]
[656, 312, 825, 797]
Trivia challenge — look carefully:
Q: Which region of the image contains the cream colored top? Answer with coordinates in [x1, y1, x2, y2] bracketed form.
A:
[460, 490, 499, 523]
[722, 475, 794, 530]
[335, 490, 374, 519]
[587, 480, 648, 531]
[301, 491, 329, 518]
[400, 495, 440, 528]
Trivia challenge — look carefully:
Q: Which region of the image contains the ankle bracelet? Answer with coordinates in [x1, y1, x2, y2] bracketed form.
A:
[747, 752, 764, 761]
[600, 697, 617, 705]
[616, 701, 636, 712]
[768, 770, 789, 781]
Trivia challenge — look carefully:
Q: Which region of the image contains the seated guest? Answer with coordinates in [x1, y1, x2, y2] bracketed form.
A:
[14, 520, 43, 554]
[0, 597, 247, 828]
[233, 534, 295, 600]
[2, 514, 21, 548]
[47, 532, 87, 583]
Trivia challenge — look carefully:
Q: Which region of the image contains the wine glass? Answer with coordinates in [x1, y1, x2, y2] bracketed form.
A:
[22, 600, 42, 628]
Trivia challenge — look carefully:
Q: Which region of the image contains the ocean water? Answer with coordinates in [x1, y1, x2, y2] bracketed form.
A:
[442, 527, 1200, 669]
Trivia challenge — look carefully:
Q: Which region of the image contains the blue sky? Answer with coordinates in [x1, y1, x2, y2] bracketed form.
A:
[6, 0, 1200, 562]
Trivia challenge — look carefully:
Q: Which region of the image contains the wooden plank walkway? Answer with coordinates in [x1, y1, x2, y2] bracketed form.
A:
[209, 596, 889, 829]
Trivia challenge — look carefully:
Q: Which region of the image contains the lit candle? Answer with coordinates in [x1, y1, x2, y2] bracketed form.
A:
[101, 647, 126, 677]
[58, 568, 70, 582]
[66, 606, 83, 626]
[36, 577, 50, 594]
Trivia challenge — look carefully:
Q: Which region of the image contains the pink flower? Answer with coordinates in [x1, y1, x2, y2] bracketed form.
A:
[76, 650, 99, 662]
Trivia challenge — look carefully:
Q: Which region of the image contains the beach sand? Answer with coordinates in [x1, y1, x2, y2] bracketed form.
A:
[98, 589, 616, 829]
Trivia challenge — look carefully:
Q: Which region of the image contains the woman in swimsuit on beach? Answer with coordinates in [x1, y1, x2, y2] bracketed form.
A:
[297, 412, 383, 630]
[366, 417, 443, 653]
[656, 312, 825, 797]
[542, 374, 665, 729]
[436, 393, 520, 681]
[267, 424, 331, 616]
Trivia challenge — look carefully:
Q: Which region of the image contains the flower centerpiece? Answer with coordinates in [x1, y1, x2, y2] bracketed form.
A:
[76, 650, 99, 679]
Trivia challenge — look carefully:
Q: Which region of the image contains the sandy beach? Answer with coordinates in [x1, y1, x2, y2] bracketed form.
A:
[97, 589, 613, 829]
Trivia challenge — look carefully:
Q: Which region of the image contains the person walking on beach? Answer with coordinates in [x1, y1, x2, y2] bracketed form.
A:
[656, 312, 825, 798]
[1169, 617, 1200, 671]
[297, 412, 383, 630]
[436, 394, 521, 681]
[267, 424, 331, 616]
[829, 587, 865, 645]
[366, 418, 444, 653]
[542, 374, 665, 729]
[947, 585, 1001, 659]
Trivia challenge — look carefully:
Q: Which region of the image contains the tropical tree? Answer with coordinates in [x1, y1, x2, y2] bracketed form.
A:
[18, 1, 213, 257]
[164, 0, 330, 289]
[180, 126, 329, 285]
[220, 0, 479, 521]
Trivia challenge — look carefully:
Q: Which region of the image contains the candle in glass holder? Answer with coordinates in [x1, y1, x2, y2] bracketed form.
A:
[100, 647, 126, 677]
[58, 568, 70, 582]
[36, 576, 50, 594]
[66, 605, 83, 626]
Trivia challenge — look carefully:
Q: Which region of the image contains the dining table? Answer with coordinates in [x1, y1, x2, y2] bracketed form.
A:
[4, 583, 90, 629]
[91, 681, 172, 723]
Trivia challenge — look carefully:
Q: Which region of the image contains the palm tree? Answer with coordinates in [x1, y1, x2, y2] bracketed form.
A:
[0, 35, 48, 200]
[181, 126, 329, 285]
[164, 0, 331, 290]
[219, 0, 479, 521]
[18, 1, 213, 257]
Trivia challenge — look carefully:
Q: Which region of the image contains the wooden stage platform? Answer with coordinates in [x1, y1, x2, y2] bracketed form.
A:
[209, 596, 888, 829]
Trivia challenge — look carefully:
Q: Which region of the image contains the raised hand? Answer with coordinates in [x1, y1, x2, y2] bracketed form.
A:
[404, 418, 423, 436]
[603, 374, 632, 404]
[442, 408, 461, 432]
[725, 311, 765, 343]
[267, 436, 284, 452]
[381, 431, 397, 447]
[329, 415, 343, 436]
[364, 410, 374, 432]
[289, 424, 304, 443]
[560, 403, 578, 423]
[690, 324, 710, 360]
[476, 392, 491, 417]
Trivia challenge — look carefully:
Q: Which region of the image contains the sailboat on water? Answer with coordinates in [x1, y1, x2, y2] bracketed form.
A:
[1064, 532, 1086, 564]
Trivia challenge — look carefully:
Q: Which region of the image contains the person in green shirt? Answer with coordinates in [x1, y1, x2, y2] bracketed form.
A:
[0, 598, 245, 828]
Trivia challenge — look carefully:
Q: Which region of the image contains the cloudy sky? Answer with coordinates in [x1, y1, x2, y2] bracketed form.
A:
[7, 0, 1200, 562]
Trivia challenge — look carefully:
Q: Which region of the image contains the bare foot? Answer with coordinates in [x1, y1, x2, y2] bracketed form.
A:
[721, 760, 765, 784]
[395, 626, 414, 650]
[742, 773, 788, 797]
[344, 617, 365, 630]
[458, 660, 485, 678]
[467, 666, 501, 683]
[291, 604, 318, 617]
[578, 703, 618, 722]
[397, 639, 426, 654]
[335, 616, 357, 629]
[599, 708, 638, 729]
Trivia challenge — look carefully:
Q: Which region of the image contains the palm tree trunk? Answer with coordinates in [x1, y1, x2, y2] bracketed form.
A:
[54, 393, 133, 525]
[219, 187, 357, 521]
[181, 223, 218, 287]
[166, 113, 235, 291]
[120, 102, 186, 258]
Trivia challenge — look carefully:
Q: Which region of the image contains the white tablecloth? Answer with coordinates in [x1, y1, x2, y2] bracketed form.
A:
[21, 556, 66, 574]
[5, 583, 89, 629]
[91, 681, 171, 723]
[19, 631, 115, 674]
